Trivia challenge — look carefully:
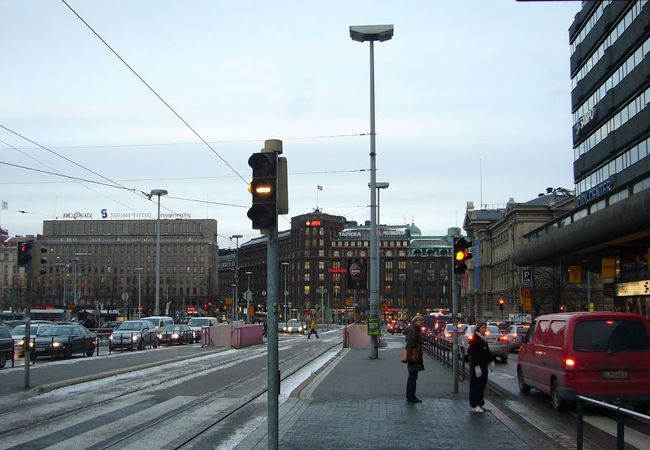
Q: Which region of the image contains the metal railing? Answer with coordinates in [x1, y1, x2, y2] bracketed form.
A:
[577, 395, 650, 450]
[421, 334, 466, 380]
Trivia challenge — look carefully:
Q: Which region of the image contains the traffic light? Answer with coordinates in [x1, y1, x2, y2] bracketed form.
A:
[498, 297, 505, 311]
[17, 241, 33, 267]
[453, 237, 472, 274]
[247, 152, 278, 229]
[33, 245, 47, 276]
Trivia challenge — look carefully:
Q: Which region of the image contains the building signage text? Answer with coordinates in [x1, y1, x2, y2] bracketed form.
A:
[576, 179, 612, 207]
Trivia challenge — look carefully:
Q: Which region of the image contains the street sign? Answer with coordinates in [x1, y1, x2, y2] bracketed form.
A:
[522, 268, 532, 284]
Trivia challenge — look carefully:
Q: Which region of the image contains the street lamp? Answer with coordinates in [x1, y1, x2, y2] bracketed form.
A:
[281, 262, 289, 321]
[135, 268, 143, 318]
[245, 271, 252, 323]
[230, 234, 243, 324]
[150, 189, 168, 316]
[350, 24, 394, 359]
[370, 181, 389, 306]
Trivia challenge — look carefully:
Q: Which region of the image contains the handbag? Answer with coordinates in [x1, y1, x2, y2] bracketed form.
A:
[400, 348, 410, 363]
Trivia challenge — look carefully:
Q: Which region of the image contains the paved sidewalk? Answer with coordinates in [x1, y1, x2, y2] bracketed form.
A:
[240, 344, 539, 450]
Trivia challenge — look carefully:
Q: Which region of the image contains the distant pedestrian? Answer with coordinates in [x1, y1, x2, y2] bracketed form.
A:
[404, 316, 424, 403]
[468, 322, 494, 413]
[307, 319, 319, 339]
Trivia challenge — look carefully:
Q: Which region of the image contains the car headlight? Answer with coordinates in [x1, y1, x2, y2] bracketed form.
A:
[171, 333, 179, 339]
[51, 342, 61, 348]
[157, 334, 163, 339]
[17, 339, 24, 346]
[132, 335, 139, 342]
[283, 327, 288, 331]
[29, 341, 34, 348]
[299, 327, 303, 331]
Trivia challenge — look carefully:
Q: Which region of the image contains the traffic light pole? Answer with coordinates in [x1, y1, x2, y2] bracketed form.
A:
[24, 250, 33, 390]
[266, 229, 279, 450]
[452, 272, 459, 394]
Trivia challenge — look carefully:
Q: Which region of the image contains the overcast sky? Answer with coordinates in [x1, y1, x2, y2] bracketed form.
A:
[0, 0, 580, 248]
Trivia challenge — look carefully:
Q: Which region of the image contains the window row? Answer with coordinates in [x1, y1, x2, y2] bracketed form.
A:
[576, 135, 650, 195]
[570, 1, 613, 53]
[573, 37, 650, 128]
[574, 86, 650, 159]
[572, 1, 647, 88]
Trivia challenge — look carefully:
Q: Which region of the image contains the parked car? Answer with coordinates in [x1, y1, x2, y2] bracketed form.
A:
[282, 319, 305, 335]
[157, 324, 194, 345]
[109, 320, 158, 351]
[31, 324, 96, 359]
[517, 312, 650, 412]
[11, 323, 54, 356]
[505, 324, 530, 352]
[0, 325, 13, 368]
[389, 320, 406, 334]
[460, 324, 510, 362]
[186, 317, 219, 342]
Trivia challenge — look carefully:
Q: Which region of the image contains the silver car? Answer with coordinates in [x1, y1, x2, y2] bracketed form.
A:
[109, 320, 158, 351]
[11, 323, 53, 356]
[460, 324, 510, 363]
[282, 319, 305, 335]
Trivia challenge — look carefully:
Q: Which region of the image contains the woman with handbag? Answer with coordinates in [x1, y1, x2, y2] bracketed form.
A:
[404, 316, 424, 403]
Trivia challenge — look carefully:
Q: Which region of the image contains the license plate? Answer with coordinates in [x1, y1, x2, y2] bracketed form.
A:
[602, 370, 628, 379]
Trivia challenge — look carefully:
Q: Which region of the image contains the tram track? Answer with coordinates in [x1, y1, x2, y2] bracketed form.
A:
[0, 337, 342, 450]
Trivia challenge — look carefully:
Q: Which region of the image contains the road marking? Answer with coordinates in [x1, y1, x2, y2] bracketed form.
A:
[580, 414, 649, 450]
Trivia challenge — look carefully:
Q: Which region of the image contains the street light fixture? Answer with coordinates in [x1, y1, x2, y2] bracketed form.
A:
[350, 24, 394, 360]
[150, 189, 168, 316]
[281, 262, 289, 321]
[230, 234, 243, 324]
[135, 268, 143, 319]
[245, 271, 252, 323]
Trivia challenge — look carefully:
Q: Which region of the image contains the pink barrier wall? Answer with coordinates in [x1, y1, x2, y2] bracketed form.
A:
[343, 324, 371, 349]
[201, 323, 263, 348]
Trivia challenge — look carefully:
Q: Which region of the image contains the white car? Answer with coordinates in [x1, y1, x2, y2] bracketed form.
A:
[186, 317, 219, 342]
[282, 319, 304, 335]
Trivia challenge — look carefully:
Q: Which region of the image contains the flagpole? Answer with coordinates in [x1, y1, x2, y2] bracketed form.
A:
[316, 186, 319, 210]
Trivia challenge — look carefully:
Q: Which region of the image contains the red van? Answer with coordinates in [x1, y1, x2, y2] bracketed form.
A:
[517, 312, 650, 412]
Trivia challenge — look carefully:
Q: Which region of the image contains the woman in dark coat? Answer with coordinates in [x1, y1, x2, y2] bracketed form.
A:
[405, 316, 424, 403]
[468, 322, 493, 412]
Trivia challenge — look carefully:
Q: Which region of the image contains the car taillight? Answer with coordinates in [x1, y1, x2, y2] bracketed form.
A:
[420, 326, 426, 332]
[498, 335, 509, 342]
[564, 357, 576, 369]
[445, 332, 452, 339]
[467, 335, 474, 342]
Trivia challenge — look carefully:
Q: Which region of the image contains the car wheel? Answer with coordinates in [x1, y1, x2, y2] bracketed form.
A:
[551, 378, 566, 412]
[137, 339, 145, 351]
[86, 348, 94, 357]
[501, 354, 508, 363]
[517, 366, 530, 394]
[0, 352, 6, 368]
[153, 338, 158, 349]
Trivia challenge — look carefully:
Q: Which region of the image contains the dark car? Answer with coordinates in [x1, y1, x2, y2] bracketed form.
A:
[31, 324, 96, 359]
[109, 320, 158, 351]
[0, 325, 13, 368]
[389, 320, 406, 334]
[157, 324, 194, 345]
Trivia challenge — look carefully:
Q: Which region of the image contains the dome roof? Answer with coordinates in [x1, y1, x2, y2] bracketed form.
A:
[407, 222, 421, 236]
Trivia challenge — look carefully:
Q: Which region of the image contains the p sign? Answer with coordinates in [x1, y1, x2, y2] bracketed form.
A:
[522, 268, 533, 284]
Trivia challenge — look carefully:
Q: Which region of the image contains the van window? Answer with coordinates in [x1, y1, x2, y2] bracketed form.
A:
[534, 320, 550, 344]
[523, 322, 535, 343]
[574, 320, 650, 352]
[547, 320, 566, 347]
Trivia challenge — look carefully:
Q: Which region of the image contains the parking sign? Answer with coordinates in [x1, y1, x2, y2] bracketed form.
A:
[522, 268, 532, 284]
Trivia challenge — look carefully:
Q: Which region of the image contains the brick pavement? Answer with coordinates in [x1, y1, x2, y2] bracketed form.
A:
[241, 345, 539, 450]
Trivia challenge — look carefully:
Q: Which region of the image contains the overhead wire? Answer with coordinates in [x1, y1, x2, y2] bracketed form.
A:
[60, 0, 248, 184]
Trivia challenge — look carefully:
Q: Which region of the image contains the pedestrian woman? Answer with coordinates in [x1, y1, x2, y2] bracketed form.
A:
[468, 322, 493, 412]
[405, 316, 424, 403]
[307, 318, 319, 339]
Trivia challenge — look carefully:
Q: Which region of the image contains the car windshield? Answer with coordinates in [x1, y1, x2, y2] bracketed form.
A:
[486, 325, 500, 336]
[574, 320, 650, 352]
[287, 320, 300, 326]
[117, 322, 144, 331]
[163, 325, 185, 332]
[516, 326, 529, 334]
[188, 319, 210, 327]
[41, 326, 75, 336]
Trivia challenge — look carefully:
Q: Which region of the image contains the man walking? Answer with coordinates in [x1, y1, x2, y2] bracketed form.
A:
[307, 318, 319, 339]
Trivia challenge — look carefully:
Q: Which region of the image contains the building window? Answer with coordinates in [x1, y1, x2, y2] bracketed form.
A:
[385, 261, 393, 269]
[304, 273, 310, 282]
[318, 273, 325, 281]
[318, 261, 325, 270]
[305, 261, 310, 270]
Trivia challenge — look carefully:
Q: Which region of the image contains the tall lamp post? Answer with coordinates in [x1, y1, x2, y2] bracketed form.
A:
[150, 189, 168, 316]
[230, 234, 243, 323]
[350, 24, 394, 359]
[281, 262, 289, 321]
[245, 271, 252, 323]
[370, 181, 389, 308]
[135, 268, 143, 318]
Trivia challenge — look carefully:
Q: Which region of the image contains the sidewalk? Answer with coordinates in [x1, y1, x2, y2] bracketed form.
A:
[240, 343, 542, 450]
